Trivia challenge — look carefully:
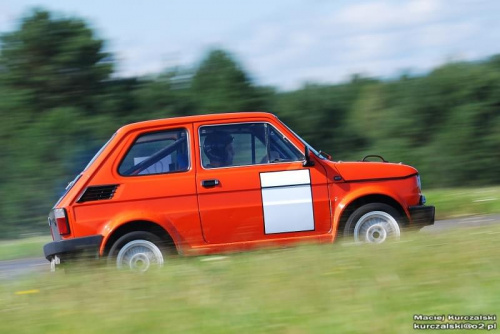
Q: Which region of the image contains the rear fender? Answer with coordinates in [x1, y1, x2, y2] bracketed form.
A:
[98, 211, 184, 255]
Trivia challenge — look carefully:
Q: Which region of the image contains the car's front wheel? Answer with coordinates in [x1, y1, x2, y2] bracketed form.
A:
[108, 231, 166, 272]
[344, 203, 402, 243]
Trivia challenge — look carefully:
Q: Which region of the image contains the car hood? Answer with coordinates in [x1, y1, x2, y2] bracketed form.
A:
[331, 161, 418, 182]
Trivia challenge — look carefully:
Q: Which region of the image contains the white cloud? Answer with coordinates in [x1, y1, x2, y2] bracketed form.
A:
[331, 0, 442, 31]
[230, 0, 500, 89]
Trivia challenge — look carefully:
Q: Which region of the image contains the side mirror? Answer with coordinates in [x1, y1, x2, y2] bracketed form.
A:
[303, 146, 315, 167]
[318, 150, 332, 161]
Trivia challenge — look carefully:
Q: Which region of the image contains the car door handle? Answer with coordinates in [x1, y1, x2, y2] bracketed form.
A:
[201, 179, 220, 188]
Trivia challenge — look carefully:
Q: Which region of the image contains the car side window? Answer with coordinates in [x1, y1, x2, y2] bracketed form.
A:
[118, 129, 189, 176]
[268, 125, 304, 162]
[199, 123, 303, 168]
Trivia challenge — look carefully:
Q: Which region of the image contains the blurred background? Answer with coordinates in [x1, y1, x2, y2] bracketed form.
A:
[0, 0, 499, 238]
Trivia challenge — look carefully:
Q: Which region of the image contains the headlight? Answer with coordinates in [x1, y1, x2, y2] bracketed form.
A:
[416, 175, 422, 190]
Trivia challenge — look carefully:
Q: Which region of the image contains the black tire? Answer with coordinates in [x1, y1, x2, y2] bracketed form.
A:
[107, 231, 168, 271]
[343, 203, 403, 243]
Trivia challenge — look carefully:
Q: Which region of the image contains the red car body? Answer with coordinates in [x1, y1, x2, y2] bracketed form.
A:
[44, 112, 434, 271]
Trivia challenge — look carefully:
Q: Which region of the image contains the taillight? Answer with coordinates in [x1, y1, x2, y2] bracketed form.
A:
[54, 208, 70, 235]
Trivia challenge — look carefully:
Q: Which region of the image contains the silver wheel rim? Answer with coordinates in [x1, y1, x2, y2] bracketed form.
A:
[116, 240, 164, 272]
[353, 211, 400, 243]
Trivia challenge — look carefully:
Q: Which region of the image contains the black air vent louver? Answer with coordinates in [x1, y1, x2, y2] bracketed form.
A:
[77, 185, 118, 203]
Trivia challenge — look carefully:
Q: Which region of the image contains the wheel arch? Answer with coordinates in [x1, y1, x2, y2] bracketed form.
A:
[336, 194, 409, 235]
[101, 220, 177, 256]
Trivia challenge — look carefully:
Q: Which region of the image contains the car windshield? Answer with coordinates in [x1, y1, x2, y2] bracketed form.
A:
[277, 118, 327, 160]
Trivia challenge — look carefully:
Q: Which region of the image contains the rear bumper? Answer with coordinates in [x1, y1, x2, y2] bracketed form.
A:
[408, 205, 435, 228]
[43, 235, 103, 261]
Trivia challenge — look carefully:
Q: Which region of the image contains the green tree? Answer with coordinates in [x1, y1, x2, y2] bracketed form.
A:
[0, 9, 112, 112]
[275, 79, 373, 159]
[0, 9, 114, 236]
[191, 49, 266, 113]
[131, 70, 197, 122]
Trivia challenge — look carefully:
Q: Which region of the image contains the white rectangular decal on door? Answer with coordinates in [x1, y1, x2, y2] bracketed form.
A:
[260, 170, 314, 234]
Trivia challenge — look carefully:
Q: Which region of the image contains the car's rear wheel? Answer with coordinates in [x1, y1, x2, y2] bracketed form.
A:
[108, 231, 166, 272]
[343, 203, 402, 243]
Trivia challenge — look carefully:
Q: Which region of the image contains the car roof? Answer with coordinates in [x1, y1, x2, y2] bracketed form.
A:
[116, 111, 276, 133]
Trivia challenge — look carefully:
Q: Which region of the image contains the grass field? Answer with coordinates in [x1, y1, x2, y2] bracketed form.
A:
[1, 225, 499, 333]
[0, 236, 50, 261]
[425, 186, 500, 219]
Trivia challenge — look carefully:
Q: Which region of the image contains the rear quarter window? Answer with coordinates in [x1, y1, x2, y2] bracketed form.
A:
[118, 129, 189, 176]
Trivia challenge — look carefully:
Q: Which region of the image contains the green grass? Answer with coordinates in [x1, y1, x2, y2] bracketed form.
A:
[426, 186, 500, 219]
[0, 236, 50, 261]
[1, 225, 499, 333]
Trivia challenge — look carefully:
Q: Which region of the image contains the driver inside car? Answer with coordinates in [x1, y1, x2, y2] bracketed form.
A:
[203, 131, 235, 168]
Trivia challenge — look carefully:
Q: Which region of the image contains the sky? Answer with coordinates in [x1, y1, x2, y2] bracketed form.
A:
[1, 0, 500, 90]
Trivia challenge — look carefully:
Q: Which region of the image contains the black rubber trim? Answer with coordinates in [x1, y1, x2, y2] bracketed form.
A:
[43, 235, 103, 261]
[408, 205, 435, 228]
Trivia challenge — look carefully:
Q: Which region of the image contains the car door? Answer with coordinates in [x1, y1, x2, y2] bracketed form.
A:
[195, 120, 331, 244]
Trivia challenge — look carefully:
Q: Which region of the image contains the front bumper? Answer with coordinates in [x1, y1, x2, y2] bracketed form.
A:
[408, 205, 435, 228]
[43, 235, 103, 261]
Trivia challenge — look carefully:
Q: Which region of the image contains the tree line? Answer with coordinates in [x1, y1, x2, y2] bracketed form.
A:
[1, 10, 499, 237]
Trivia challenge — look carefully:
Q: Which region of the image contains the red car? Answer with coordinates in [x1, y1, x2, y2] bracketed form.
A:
[44, 112, 434, 271]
